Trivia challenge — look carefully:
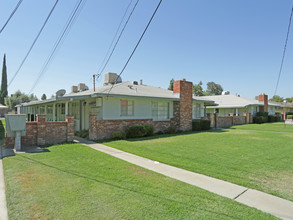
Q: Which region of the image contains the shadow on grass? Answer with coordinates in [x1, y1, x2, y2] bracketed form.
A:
[98, 129, 229, 143]
[14, 153, 245, 219]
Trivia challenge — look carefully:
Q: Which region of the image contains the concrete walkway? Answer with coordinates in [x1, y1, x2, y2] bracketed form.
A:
[75, 137, 293, 220]
[0, 159, 8, 220]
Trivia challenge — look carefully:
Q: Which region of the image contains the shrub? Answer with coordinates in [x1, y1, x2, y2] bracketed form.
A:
[256, 112, 269, 117]
[287, 115, 293, 119]
[268, 115, 281, 122]
[165, 126, 177, 134]
[253, 116, 263, 124]
[192, 120, 201, 131]
[75, 130, 89, 139]
[200, 120, 211, 130]
[287, 112, 293, 116]
[144, 125, 154, 137]
[192, 119, 211, 131]
[126, 125, 146, 138]
[112, 130, 126, 140]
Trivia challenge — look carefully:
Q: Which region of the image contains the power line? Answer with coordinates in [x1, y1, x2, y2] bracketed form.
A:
[29, 0, 87, 94]
[274, 2, 293, 96]
[96, 0, 133, 78]
[8, 0, 59, 87]
[107, 0, 163, 95]
[0, 0, 23, 34]
[96, 0, 139, 81]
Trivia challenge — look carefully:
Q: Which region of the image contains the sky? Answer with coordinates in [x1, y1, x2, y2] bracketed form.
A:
[0, 0, 293, 100]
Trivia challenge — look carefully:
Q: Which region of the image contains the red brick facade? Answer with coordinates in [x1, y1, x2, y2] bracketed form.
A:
[5, 115, 74, 148]
[173, 79, 193, 131]
[208, 113, 252, 128]
[259, 93, 268, 112]
[88, 79, 194, 140]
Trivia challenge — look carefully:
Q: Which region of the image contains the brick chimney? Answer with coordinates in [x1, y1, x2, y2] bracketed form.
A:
[259, 93, 268, 112]
[173, 79, 193, 131]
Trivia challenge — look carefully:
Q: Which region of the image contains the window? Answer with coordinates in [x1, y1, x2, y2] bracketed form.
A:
[152, 102, 169, 120]
[121, 100, 134, 116]
[193, 103, 201, 118]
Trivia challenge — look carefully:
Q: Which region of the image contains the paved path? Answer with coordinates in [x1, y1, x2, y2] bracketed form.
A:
[0, 159, 8, 220]
[75, 137, 293, 220]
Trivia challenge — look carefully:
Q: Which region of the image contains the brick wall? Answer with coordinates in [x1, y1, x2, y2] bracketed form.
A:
[89, 115, 178, 140]
[5, 115, 74, 148]
[209, 113, 251, 128]
[173, 79, 193, 131]
[259, 93, 268, 112]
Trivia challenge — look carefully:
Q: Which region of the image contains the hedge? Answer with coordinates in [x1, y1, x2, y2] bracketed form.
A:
[268, 115, 281, 122]
[287, 115, 293, 119]
[112, 130, 126, 140]
[126, 125, 155, 139]
[192, 119, 211, 131]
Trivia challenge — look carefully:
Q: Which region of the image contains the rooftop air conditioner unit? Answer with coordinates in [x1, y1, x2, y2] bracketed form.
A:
[104, 72, 122, 85]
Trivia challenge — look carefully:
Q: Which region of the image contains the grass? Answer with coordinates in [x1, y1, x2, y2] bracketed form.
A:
[231, 122, 293, 133]
[105, 122, 293, 202]
[3, 143, 276, 219]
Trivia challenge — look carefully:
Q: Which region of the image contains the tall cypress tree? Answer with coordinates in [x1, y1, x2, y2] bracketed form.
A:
[0, 54, 8, 105]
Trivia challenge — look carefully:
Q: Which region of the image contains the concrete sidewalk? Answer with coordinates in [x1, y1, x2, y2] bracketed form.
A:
[0, 159, 8, 220]
[75, 137, 293, 220]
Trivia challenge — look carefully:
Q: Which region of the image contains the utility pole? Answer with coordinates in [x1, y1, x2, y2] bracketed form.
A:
[93, 74, 95, 92]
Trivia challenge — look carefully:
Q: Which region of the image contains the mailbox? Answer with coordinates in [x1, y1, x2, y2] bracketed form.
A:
[5, 114, 26, 151]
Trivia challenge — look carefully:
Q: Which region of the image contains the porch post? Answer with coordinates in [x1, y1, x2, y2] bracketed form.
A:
[65, 101, 69, 115]
[53, 104, 56, 121]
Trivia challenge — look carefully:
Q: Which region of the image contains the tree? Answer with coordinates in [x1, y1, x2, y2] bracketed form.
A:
[284, 97, 293, 103]
[270, 95, 284, 102]
[41, 93, 47, 100]
[0, 54, 8, 105]
[193, 81, 206, 96]
[168, 78, 174, 91]
[5, 90, 38, 110]
[206, 81, 223, 95]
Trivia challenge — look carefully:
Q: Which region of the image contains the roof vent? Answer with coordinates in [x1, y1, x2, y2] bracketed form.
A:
[133, 81, 138, 85]
[221, 91, 230, 95]
[56, 89, 66, 97]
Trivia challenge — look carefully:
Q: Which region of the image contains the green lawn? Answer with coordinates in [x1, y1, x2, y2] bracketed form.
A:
[3, 144, 275, 219]
[231, 122, 293, 133]
[105, 123, 293, 202]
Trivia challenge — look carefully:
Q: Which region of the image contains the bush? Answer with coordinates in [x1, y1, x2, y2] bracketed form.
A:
[165, 126, 177, 134]
[192, 120, 201, 131]
[287, 115, 293, 119]
[126, 125, 147, 138]
[112, 130, 126, 140]
[268, 115, 281, 122]
[200, 120, 211, 130]
[192, 119, 211, 131]
[287, 112, 293, 116]
[253, 116, 263, 124]
[256, 112, 269, 117]
[144, 125, 154, 137]
[75, 130, 89, 139]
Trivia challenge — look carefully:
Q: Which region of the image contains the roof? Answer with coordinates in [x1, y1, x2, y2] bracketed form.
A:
[198, 94, 272, 109]
[269, 101, 293, 108]
[0, 104, 8, 109]
[17, 81, 215, 107]
[61, 81, 179, 100]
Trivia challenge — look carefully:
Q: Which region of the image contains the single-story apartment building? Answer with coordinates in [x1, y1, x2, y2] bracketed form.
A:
[17, 73, 215, 139]
[197, 93, 278, 116]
